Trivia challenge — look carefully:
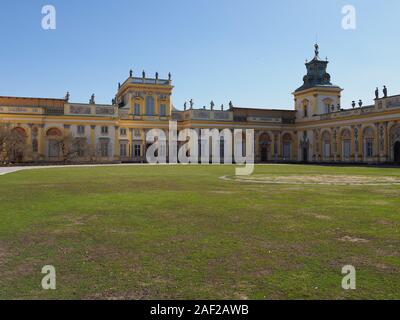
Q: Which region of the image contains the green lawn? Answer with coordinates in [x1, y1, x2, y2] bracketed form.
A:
[0, 164, 399, 300]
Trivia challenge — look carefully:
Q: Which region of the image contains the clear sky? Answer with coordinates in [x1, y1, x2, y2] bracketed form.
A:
[0, 0, 399, 110]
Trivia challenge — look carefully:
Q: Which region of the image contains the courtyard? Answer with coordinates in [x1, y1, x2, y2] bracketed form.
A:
[0, 164, 399, 299]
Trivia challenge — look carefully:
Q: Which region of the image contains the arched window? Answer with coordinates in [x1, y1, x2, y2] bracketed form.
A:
[12, 127, 27, 137]
[46, 128, 62, 137]
[146, 96, 155, 116]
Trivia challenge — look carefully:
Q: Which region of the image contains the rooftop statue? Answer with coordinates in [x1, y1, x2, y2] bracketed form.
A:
[90, 94, 95, 105]
[383, 85, 388, 98]
[375, 87, 379, 99]
[142, 70, 146, 78]
[189, 99, 194, 109]
[210, 100, 215, 110]
[65, 91, 70, 102]
[130, 69, 133, 77]
[184, 102, 187, 111]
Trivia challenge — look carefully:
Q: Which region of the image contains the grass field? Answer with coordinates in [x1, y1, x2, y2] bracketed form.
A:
[0, 164, 399, 300]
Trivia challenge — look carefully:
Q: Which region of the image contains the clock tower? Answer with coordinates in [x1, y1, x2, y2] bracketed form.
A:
[293, 44, 343, 121]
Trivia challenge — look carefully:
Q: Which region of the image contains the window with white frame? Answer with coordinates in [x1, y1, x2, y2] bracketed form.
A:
[283, 142, 291, 160]
[160, 104, 166, 116]
[101, 126, 109, 135]
[134, 103, 140, 115]
[100, 140, 109, 157]
[366, 139, 374, 158]
[343, 140, 351, 160]
[77, 125, 85, 135]
[134, 144, 141, 157]
[120, 128, 127, 136]
[120, 143, 127, 157]
[145, 96, 155, 115]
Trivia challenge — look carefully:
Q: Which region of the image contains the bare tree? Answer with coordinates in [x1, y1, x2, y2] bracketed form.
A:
[56, 134, 92, 164]
[0, 124, 29, 165]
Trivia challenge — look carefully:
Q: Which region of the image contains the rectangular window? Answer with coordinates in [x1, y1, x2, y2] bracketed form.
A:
[343, 140, 351, 160]
[134, 103, 140, 115]
[134, 144, 141, 157]
[120, 143, 127, 157]
[101, 126, 108, 135]
[366, 140, 373, 158]
[100, 141, 109, 157]
[32, 139, 38, 153]
[77, 125, 85, 135]
[48, 140, 59, 157]
[134, 129, 140, 137]
[323, 142, 330, 160]
[283, 142, 291, 160]
[160, 104, 166, 116]
[120, 128, 127, 136]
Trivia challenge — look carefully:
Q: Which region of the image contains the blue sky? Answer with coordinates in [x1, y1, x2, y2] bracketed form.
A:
[0, 0, 399, 110]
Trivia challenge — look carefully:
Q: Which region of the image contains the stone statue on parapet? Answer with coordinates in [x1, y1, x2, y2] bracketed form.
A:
[142, 70, 146, 78]
[375, 87, 379, 99]
[221, 104, 224, 111]
[184, 102, 187, 111]
[130, 69, 133, 77]
[383, 85, 388, 98]
[65, 91, 70, 102]
[189, 99, 194, 109]
[229, 101, 233, 109]
[90, 94, 95, 104]
[210, 100, 215, 110]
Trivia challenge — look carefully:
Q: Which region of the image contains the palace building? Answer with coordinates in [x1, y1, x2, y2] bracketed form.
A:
[1, 44, 400, 164]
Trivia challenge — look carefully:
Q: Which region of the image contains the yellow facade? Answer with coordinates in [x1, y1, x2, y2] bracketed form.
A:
[1, 48, 400, 165]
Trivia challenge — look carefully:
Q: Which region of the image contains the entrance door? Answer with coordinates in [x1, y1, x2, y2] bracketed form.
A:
[394, 141, 400, 163]
[261, 147, 268, 162]
[302, 147, 308, 162]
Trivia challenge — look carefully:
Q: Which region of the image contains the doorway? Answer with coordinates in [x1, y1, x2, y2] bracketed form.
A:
[394, 141, 400, 163]
[302, 147, 308, 162]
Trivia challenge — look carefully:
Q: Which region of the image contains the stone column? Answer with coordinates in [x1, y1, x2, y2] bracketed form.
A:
[357, 125, 363, 162]
[63, 124, 71, 137]
[292, 131, 298, 161]
[374, 122, 380, 163]
[38, 124, 46, 161]
[90, 125, 96, 158]
[114, 126, 120, 161]
[332, 127, 338, 162]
